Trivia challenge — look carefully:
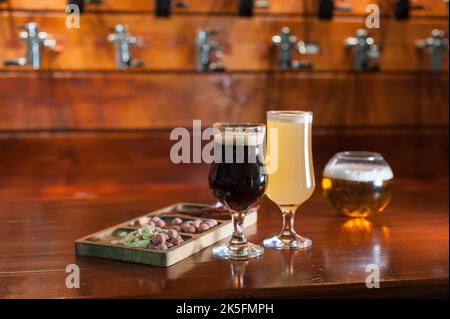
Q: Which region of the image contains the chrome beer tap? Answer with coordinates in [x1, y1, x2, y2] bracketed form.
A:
[107, 24, 144, 70]
[195, 29, 225, 72]
[3, 22, 57, 70]
[416, 29, 449, 72]
[344, 29, 380, 72]
[272, 27, 318, 70]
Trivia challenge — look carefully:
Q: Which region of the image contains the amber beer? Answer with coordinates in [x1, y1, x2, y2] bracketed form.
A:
[322, 163, 393, 218]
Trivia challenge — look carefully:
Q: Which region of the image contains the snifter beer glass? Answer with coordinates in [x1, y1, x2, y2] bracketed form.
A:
[322, 151, 393, 218]
[209, 123, 267, 260]
[264, 111, 315, 250]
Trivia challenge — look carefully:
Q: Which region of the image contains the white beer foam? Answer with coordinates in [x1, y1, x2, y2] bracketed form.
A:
[323, 163, 393, 182]
[214, 131, 264, 146]
[267, 111, 313, 124]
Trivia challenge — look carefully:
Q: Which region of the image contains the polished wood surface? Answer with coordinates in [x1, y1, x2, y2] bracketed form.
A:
[0, 71, 448, 129]
[0, 177, 447, 298]
[1, 13, 447, 71]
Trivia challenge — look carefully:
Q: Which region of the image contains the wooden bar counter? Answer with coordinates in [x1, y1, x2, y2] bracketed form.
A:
[0, 172, 447, 298]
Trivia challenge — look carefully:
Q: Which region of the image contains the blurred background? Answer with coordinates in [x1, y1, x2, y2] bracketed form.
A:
[0, 0, 448, 195]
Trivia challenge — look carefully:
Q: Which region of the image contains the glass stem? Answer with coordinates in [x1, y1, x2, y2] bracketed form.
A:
[230, 211, 247, 245]
[279, 205, 298, 238]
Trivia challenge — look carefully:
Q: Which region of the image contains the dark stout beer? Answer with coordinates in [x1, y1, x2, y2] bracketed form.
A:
[209, 133, 267, 212]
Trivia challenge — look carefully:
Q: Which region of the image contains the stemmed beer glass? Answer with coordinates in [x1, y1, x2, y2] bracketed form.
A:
[209, 123, 267, 260]
[264, 111, 315, 249]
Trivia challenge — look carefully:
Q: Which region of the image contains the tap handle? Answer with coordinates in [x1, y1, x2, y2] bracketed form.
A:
[318, 0, 352, 20]
[394, 0, 411, 19]
[238, 0, 254, 17]
[156, 0, 172, 17]
[394, 0, 426, 20]
[318, 0, 334, 20]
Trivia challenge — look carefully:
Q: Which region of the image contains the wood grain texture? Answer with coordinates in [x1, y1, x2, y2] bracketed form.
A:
[0, 13, 447, 71]
[0, 128, 447, 193]
[0, 177, 447, 298]
[0, 71, 447, 129]
[1, 0, 448, 18]
[0, 0, 303, 14]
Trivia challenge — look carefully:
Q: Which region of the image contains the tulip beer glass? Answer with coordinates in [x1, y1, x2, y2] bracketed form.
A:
[209, 123, 267, 260]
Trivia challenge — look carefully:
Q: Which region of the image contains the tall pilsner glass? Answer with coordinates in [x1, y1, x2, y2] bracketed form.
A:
[264, 111, 315, 249]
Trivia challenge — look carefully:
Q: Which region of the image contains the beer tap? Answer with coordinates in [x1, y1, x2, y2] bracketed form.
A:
[195, 29, 225, 72]
[272, 27, 318, 70]
[68, 0, 103, 13]
[3, 22, 57, 70]
[344, 29, 380, 72]
[107, 24, 144, 70]
[416, 29, 449, 72]
[318, 0, 352, 20]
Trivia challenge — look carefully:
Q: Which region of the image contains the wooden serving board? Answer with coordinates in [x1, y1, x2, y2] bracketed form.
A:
[75, 203, 257, 267]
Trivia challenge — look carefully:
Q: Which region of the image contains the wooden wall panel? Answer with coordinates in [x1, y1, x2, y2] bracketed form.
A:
[2, 1, 447, 18]
[0, 129, 447, 190]
[305, 18, 448, 71]
[0, 71, 447, 130]
[1, 13, 447, 71]
[417, 73, 450, 126]
[0, 71, 267, 129]
[381, 20, 449, 71]
[0, 0, 304, 15]
[272, 72, 449, 126]
[0, 13, 292, 71]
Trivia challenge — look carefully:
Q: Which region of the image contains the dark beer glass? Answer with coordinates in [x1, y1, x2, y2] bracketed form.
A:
[209, 123, 267, 260]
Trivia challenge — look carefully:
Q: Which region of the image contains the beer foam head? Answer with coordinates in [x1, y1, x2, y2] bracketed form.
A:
[323, 163, 393, 182]
[214, 130, 265, 146]
[267, 110, 313, 124]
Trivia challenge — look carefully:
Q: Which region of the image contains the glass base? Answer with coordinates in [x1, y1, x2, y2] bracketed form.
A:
[212, 242, 264, 260]
[263, 234, 312, 250]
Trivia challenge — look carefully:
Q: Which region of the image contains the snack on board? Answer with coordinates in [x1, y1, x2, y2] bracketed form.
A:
[164, 205, 258, 220]
[174, 218, 218, 234]
[112, 225, 184, 251]
[148, 216, 219, 234]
